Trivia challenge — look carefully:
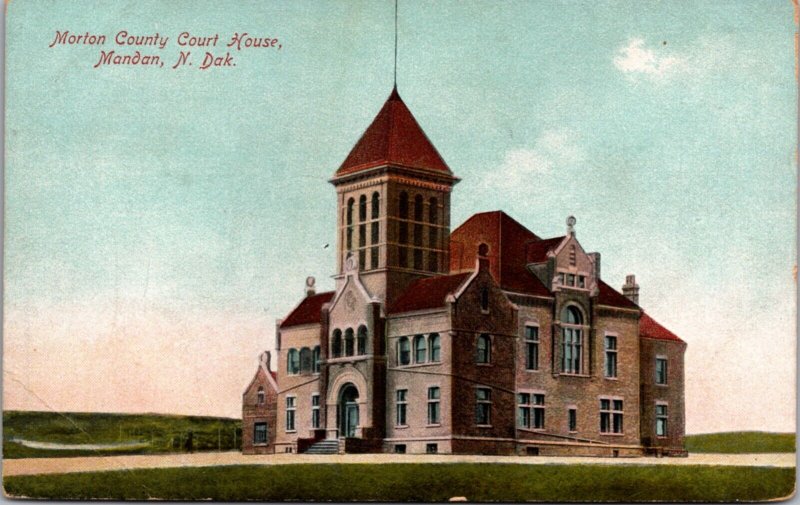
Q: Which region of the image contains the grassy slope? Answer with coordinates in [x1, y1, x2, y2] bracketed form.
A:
[685, 432, 796, 454]
[3, 463, 796, 501]
[3, 411, 241, 459]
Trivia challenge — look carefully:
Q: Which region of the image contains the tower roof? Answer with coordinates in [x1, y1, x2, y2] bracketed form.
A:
[335, 87, 452, 177]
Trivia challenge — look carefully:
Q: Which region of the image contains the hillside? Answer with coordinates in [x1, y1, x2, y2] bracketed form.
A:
[3, 410, 241, 459]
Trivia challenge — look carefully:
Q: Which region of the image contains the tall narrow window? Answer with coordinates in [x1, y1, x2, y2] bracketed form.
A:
[257, 386, 265, 406]
[357, 326, 367, 355]
[331, 330, 342, 358]
[414, 335, 427, 363]
[359, 194, 367, 222]
[344, 328, 354, 356]
[429, 333, 441, 362]
[398, 337, 410, 365]
[656, 403, 668, 437]
[561, 306, 583, 374]
[655, 357, 668, 385]
[312, 346, 321, 373]
[254, 422, 268, 444]
[346, 198, 354, 252]
[427, 387, 440, 424]
[396, 389, 408, 426]
[371, 192, 380, 269]
[476, 334, 491, 364]
[428, 197, 438, 272]
[568, 408, 577, 432]
[475, 388, 492, 425]
[600, 398, 623, 434]
[287, 349, 300, 375]
[311, 394, 321, 429]
[605, 336, 617, 378]
[480, 287, 490, 311]
[525, 325, 539, 370]
[414, 194, 424, 221]
[399, 192, 409, 267]
[371, 192, 380, 219]
[299, 347, 312, 373]
[285, 397, 296, 432]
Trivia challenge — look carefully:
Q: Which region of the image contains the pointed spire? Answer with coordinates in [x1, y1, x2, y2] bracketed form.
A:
[335, 88, 452, 177]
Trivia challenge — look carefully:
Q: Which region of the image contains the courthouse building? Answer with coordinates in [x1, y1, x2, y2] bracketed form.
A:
[242, 87, 687, 456]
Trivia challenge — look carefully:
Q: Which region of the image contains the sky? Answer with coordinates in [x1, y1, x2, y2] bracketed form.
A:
[4, 1, 796, 434]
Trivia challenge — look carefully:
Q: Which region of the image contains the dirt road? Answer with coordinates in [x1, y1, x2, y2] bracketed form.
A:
[3, 451, 795, 477]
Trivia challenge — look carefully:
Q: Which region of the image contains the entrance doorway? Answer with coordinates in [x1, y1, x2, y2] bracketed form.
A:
[337, 383, 359, 438]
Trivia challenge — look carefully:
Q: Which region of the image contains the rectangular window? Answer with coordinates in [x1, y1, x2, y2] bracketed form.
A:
[427, 387, 441, 425]
[394, 444, 406, 454]
[656, 357, 668, 385]
[370, 246, 379, 270]
[285, 397, 296, 432]
[426, 443, 438, 454]
[656, 404, 668, 437]
[568, 408, 577, 432]
[605, 336, 617, 378]
[254, 422, 268, 444]
[600, 398, 623, 434]
[567, 273, 575, 286]
[475, 388, 492, 425]
[396, 389, 408, 426]
[518, 393, 545, 429]
[578, 275, 586, 288]
[311, 394, 320, 429]
[561, 327, 582, 374]
[525, 326, 539, 370]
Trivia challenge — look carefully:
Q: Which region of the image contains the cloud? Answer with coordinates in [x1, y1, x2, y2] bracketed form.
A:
[484, 129, 583, 190]
[613, 38, 685, 80]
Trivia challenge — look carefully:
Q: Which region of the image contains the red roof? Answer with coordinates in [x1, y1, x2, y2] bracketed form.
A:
[335, 87, 452, 177]
[597, 280, 639, 310]
[526, 236, 566, 263]
[640, 313, 686, 343]
[388, 272, 472, 314]
[450, 211, 550, 297]
[280, 291, 335, 328]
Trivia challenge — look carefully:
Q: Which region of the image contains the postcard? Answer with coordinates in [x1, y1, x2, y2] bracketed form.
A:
[3, 0, 796, 501]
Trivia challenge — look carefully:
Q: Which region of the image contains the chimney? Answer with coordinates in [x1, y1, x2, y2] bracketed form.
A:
[622, 274, 639, 305]
[259, 350, 272, 372]
[305, 276, 316, 297]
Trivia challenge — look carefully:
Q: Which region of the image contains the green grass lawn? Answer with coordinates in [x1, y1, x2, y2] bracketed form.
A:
[3, 411, 241, 459]
[685, 432, 796, 454]
[3, 463, 795, 501]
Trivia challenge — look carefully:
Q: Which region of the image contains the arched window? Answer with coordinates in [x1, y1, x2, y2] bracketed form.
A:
[346, 198, 354, 252]
[476, 334, 491, 364]
[312, 346, 321, 373]
[346, 198, 354, 225]
[257, 386, 265, 405]
[344, 328, 355, 356]
[371, 192, 380, 219]
[480, 287, 490, 311]
[414, 194, 424, 221]
[561, 305, 584, 374]
[332, 329, 342, 358]
[399, 192, 409, 267]
[357, 326, 368, 355]
[398, 337, 410, 366]
[414, 335, 427, 363]
[399, 191, 409, 219]
[287, 349, 300, 374]
[359, 195, 367, 222]
[429, 333, 441, 362]
[299, 347, 312, 373]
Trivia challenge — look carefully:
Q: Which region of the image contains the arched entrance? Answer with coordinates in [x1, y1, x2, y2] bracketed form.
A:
[337, 383, 359, 438]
